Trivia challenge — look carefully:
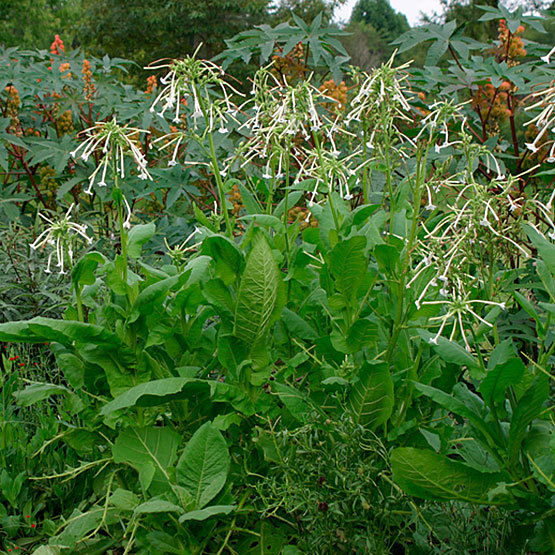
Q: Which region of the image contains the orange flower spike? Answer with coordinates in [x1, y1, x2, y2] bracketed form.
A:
[145, 75, 157, 95]
[82, 59, 96, 100]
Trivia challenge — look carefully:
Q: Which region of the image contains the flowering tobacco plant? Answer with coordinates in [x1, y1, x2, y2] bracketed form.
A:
[1, 10, 555, 554]
[70, 118, 151, 195]
[147, 47, 242, 129]
[524, 82, 555, 163]
[29, 203, 92, 274]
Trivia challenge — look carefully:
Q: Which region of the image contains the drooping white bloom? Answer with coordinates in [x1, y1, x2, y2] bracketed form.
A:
[30, 204, 93, 274]
[71, 118, 152, 194]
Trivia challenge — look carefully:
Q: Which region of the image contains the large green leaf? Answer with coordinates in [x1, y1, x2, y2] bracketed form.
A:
[508, 375, 549, 464]
[525, 422, 555, 492]
[101, 378, 251, 418]
[101, 378, 204, 417]
[274, 382, 312, 423]
[71, 252, 106, 290]
[128, 273, 182, 323]
[327, 236, 367, 304]
[13, 383, 69, 407]
[201, 235, 244, 285]
[176, 422, 230, 508]
[0, 317, 124, 347]
[418, 330, 481, 375]
[348, 361, 393, 429]
[112, 427, 180, 493]
[414, 382, 497, 449]
[524, 224, 555, 274]
[478, 357, 525, 408]
[391, 448, 512, 505]
[128, 222, 156, 259]
[56, 507, 119, 547]
[233, 233, 280, 346]
[134, 499, 185, 515]
[178, 504, 235, 522]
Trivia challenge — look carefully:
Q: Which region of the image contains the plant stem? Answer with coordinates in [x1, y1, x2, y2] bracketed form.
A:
[312, 131, 340, 231]
[386, 144, 427, 363]
[197, 86, 232, 237]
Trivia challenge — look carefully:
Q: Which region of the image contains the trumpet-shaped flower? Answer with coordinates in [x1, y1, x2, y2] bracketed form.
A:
[30, 204, 93, 274]
[423, 288, 506, 351]
[524, 83, 555, 161]
[70, 118, 151, 194]
[147, 50, 241, 132]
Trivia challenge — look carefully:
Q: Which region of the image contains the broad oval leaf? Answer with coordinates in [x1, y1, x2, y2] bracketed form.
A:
[113, 426, 180, 493]
[348, 361, 393, 429]
[327, 236, 367, 304]
[176, 422, 230, 508]
[233, 233, 280, 345]
[391, 447, 513, 505]
[128, 222, 156, 259]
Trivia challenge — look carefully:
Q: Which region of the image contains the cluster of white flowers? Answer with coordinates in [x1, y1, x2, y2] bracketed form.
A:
[301, 147, 367, 204]
[70, 118, 151, 194]
[147, 52, 241, 131]
[524, 82, 555, 162]
[345, 56, 413, 147]
[30, 204, 93, 274]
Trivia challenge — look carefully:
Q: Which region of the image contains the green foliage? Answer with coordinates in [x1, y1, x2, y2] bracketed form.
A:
[1, 7, 555, 553]
[0, 0, 80, 50]
[77, 0, 270, 71]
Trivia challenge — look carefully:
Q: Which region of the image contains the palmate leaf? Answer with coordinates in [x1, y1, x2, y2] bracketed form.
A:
[391, 447, 513, 505]
[25, 134, 75, 174]
[348, 361, 393, 429]
[176, 422, 230, 508]
[112, 426, 180, 494]
[233, 233, 280, 346]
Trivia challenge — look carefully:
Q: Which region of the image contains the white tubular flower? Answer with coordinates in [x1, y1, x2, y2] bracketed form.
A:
[303, 147, 363, 203]
[72, 118, 152, 194]
[147, 50, 241, 132]
[423, 292, 505, 351]
[415, 100, 467, 144]
[346, 55, 413, 128]
[540, 46, 555, 64]
[524, 83, 555, 160]
[30, 204, 93, 275]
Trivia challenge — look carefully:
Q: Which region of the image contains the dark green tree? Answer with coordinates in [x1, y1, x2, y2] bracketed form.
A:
[272, 0, 346, 24]
[76, 0, 270, 68]
[350, 0, 409, 44]
[0, 0, 79, 49]
[342, 0, 410, 69]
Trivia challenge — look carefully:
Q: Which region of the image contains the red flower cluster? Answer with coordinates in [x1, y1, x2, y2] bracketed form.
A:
[50, 34, 65, 56]
[48, 34, 65, 71]
[145, 75, 157, 95]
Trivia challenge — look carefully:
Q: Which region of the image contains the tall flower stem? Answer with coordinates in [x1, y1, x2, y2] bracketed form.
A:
[362, 125, 370, 204]
[111, 167, 128, 285]
[313, 131, 340, 230]
[385, 143, 429, 363]
[197, 86, 232, 237]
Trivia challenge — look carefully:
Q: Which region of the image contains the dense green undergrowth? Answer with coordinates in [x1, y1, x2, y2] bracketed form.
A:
[0, 7, 554, 554]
